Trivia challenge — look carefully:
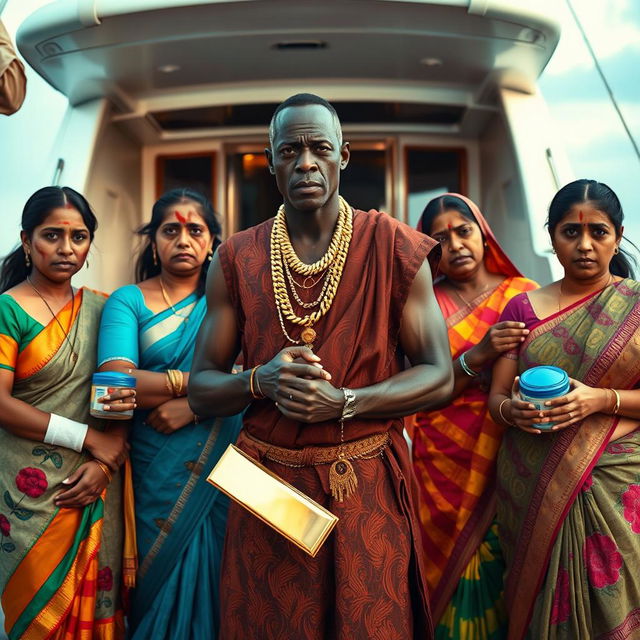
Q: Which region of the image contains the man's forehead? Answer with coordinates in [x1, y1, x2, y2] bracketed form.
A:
[274, 104, 339, 141]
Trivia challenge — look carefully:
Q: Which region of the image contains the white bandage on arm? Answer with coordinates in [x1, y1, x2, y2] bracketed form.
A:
[44, 414, 89, 452]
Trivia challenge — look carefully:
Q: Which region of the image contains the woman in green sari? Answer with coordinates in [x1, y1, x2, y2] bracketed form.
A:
[489, 179, 640, 639]
[0, 186, 135, 640]
[97, 188, 242, 640]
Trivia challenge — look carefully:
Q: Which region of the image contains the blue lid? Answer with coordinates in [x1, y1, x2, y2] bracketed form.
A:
[92, 372, 137, 388]
[520, 366, 569, 399]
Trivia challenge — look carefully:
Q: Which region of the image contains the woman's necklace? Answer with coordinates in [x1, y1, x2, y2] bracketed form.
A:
[159, 278, 193, 322]
[27, 277, 78, 363]
[271, 196, 353, 349]
[450, 281, 491, 311]
[558, 274, 614, 312]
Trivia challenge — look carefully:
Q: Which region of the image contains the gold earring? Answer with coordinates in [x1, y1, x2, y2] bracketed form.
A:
[24, 250, 30, 267]
[614, 246, 619, 255]
[207, 249, 213, 262]
[152, 245, 158, 266]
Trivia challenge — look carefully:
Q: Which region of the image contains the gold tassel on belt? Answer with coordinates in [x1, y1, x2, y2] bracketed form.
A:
[329, 453, 358, 502]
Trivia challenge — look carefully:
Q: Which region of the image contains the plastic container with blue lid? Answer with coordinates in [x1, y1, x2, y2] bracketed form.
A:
[90, 372, 137, 420]
[519, 366, 570, 430]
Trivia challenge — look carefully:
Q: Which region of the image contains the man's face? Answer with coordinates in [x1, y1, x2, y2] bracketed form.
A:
[266, 104, 349, 212]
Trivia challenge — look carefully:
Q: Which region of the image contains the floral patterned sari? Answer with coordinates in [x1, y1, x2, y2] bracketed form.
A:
[497, 279, 640, 639]
[0, 289, 124, 640]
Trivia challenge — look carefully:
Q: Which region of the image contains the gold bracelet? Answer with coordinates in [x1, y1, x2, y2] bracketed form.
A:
[93, 460, 113, 483]
[165, 371, 173, 396]
[166, 369, 184, 397]
[498, 398, 511, 426]
[249, 365, 264, 399]
[611, 388, 621, 415]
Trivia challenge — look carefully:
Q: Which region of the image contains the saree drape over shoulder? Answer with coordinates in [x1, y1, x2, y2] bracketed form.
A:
[218, 209, 439, 640]
[0, 288, 124, 640]
[497, 279, 640, 640]
[97, 285, 242, 640]
[412, 193, 538, 639]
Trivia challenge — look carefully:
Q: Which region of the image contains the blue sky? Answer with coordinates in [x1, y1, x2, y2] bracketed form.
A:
[538, 0, 640, 258]
[0, 0, 639, 261]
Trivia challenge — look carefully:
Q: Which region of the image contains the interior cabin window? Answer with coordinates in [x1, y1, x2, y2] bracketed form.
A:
[405, 148, 466, 228]
[156, 153, 216, 206]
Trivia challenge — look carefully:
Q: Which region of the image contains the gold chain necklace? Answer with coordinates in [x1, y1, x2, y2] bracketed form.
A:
[558, 274, 614, 312]
[159, 278, 193, 323]
[271, 196, 353, 349]
[283, 259, 331, 309]
[27, 277, 78, 363]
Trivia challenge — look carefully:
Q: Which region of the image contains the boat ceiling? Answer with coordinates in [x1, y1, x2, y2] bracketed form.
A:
[17, 0, 560, 139]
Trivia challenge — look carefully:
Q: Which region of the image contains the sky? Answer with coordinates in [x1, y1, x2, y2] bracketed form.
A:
[0, 0, 639, 260]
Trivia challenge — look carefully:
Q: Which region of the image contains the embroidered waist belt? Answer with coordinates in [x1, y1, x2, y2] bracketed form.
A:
[244, 431, 391, 501]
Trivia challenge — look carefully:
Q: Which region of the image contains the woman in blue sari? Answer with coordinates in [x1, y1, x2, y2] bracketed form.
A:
[97, 188, 242, 639]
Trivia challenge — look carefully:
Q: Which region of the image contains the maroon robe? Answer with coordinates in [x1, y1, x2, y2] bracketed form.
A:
[218, 209, 438, 639]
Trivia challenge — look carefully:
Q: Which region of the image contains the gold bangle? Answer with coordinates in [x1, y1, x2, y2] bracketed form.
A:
[611, 388, 621, 415]
[165, 371, 173, 396]
[166, 369, 184, 397]
[93, 460, 113, 483]
[249, 365, 264, 399]
[498, 398, 511, 426]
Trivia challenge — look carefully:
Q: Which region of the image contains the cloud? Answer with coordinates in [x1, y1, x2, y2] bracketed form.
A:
[546, 0, 640, 76]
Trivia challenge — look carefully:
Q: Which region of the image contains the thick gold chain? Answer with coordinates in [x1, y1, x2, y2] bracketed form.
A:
[271, 196, 353, 332]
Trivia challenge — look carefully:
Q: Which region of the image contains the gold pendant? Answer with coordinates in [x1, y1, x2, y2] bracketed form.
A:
[301, 326, 316, 349]
[329, 455, 358, 502]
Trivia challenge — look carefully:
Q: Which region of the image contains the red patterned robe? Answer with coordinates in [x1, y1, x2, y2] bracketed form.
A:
[218, 209, 438, 639]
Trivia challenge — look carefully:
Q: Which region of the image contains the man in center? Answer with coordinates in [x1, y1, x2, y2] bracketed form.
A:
[189, 93, 453, 639]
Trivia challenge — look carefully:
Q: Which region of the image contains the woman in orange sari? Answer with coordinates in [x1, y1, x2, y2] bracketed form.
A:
[0, 187, 134, 639]
[412, 194, 537, 639]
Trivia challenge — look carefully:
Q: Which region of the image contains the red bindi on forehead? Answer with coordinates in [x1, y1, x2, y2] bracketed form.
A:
[174, 211, 187, 224]
[578, 210, 584, 222]
[447, 223, 453, 230]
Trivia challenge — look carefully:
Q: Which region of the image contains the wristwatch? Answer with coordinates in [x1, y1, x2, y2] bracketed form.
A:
[340, 387, 357, 420]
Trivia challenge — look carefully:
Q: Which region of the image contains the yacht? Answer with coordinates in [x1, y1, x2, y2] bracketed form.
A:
[16, 0, 572, 291]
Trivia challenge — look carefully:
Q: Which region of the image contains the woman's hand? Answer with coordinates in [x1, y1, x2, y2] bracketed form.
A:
[468, 322, 529, 369]
[54, 461, 109, 509]
[539, 378, 610, 430]
[84, 429, 129, 471]
[97, 388, 137, 413]
[508, 376, 550, 434]
[146, 398, 195, 434]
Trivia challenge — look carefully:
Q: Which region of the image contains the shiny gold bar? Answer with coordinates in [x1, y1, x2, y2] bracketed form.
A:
[207, 444, 338, 557]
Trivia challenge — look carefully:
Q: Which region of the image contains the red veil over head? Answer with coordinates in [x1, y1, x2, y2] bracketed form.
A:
[416, 192, 523, 278]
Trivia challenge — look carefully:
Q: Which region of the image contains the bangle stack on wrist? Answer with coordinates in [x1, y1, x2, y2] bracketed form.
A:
[459, 352, 479, 378]
[93, 459, 113, 483]
[166, 369, 184, 397]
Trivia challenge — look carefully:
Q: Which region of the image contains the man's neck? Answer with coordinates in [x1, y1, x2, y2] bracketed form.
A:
[283, 196, 341, 264]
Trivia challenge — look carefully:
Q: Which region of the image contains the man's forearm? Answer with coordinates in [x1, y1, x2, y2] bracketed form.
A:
[188, 369, 252, 417]
[349, 363, 454, 419]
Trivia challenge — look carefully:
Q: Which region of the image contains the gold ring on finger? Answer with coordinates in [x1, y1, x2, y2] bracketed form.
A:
[568, 411, 573, 419]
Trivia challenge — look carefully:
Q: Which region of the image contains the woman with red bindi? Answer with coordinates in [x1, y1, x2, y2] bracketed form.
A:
[0, 186, 134, 639]
[97, 188, 242, 639]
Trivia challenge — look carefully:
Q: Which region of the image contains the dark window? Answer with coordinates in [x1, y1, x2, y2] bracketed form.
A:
[405, 148, 466, 228]
[156, 154, 216, 205]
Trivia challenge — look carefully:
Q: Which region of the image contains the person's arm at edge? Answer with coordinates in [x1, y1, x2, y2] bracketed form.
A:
[348, 259, 454, 418]
[187, 252, 254, 416]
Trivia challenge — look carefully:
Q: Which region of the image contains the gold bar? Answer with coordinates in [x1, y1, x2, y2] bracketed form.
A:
[207, 444, 338, 557]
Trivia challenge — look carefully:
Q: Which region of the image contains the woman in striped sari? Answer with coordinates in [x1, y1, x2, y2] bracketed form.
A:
[97, 189, 241, 640]
[412, 194, 537, 639]
[0, 187, 135, 639]
[490, 179, 640, 639]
